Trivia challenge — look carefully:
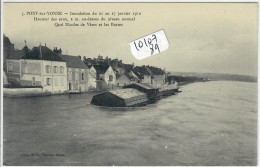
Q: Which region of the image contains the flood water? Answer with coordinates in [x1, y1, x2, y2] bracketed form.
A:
[3, 81, 257, 166]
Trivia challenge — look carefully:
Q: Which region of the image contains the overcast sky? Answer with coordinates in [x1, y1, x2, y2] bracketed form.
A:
[4, 3, 258, 76]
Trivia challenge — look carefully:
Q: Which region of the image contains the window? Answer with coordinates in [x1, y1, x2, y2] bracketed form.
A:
[75, 83, 78, 90]
[75, 72, 79, 80]
[53, 66, 58, 74]
[68, 72, 72, 80]
[46, 65, 51, 73]
[32, 77, 36, 86]
[59, 66, 64, 74]
[8, 63, 14, 72]
[109, 75, 113, 82]
[81, 73, 84, 80]
[69, 83, 72, 90]
[46, 78, 51, 85]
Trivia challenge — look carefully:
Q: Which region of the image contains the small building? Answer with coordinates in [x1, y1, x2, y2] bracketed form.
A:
[112, 66, 125, 76]
[3, 35, 30, 72]
[166, 75, 179, 85]
[120, 63, 134, 72]
[116, 74, 132, 86]
[60, 55, 90, 92]
[6, 59, 21, 86]
[128, 70, 139, 82]
[91, 83, 180, 107]
[132, 66, 152, 84]
[146, 66, 166, 87]
[114, 63, 136, 86]
[91, 88, 148, 107]
[116, 71, 139, 87]
[124, 83, 160, 99]
[94, 65, 116, 86]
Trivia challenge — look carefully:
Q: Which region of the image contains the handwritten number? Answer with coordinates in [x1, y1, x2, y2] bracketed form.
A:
[138, 41, 143, 48]
[152, 34, 157, 42]
[134, 34, 160, 55]
[148, 38, 154, 55]
[150, 46, 154, 55]
[148, 38, 152, 44]
[144, 38, 148, 47]
[134, 42, 139, 51]
[155, 44, 160, 53]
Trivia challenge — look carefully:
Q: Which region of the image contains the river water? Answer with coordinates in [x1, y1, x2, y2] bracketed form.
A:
[3, 81, 257, 166]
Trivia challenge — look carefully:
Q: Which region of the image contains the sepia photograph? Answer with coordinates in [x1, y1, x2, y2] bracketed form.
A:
[1, 2, 258, 166]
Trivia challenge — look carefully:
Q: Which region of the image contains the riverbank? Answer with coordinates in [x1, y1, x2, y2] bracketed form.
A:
[3, 87, 102, 98]
[2, 80, 213, 98]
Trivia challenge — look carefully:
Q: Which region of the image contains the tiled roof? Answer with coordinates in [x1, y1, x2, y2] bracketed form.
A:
[93, 65, 110, 74]
[9, 50, 25, 59]
[120, 63, 134, 72]
[60, 55, 88, 69]
[147, 66, 165, 75]
[132, 71, 143, 79]
[110, 88, 145, 99]
[111, 66, 119, 74]
[4, 35, 11, 45]
[128, 71, 139, 80]
[124, 72, 133, 80]
[116, 73, 133, 80]
[133, 66, 151, 79]
[22, 46, 65, 62]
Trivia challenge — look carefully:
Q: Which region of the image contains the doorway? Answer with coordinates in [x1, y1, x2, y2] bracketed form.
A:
[69, 83, 72, 90]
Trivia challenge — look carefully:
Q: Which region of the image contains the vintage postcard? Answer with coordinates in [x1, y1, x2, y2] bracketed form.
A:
[1, 2, 258, 166]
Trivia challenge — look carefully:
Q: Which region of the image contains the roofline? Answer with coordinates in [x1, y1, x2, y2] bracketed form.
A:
[20, 58, 66, 62]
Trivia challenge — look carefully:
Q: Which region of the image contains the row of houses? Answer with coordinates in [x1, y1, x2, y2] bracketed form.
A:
[3, 35, 167, 94]
[84, 56, 167, 87]
[6, 45, 89, 93]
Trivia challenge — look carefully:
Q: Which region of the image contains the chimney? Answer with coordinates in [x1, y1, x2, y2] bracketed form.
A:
[23, 40, 29, 54]
[53, 47, 58, 54]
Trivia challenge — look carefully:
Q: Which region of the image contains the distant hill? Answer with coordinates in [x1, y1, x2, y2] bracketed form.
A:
[168, 72, 257, 83]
